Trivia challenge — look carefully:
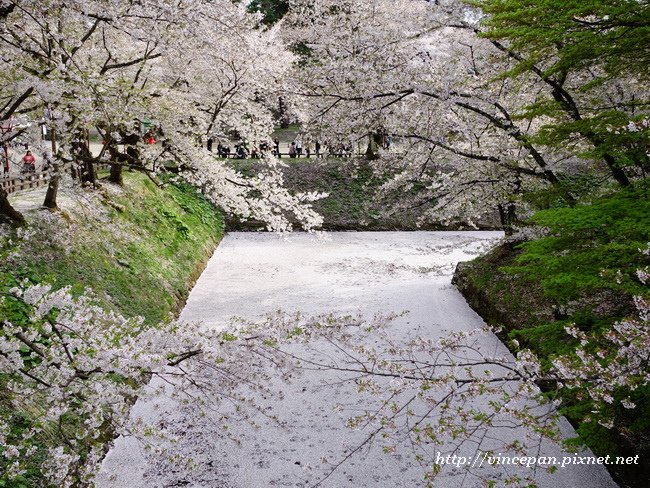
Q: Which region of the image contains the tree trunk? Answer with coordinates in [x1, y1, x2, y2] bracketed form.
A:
[44, 125, 60, 209]
[278, 96, 290, 129]
[365, 132, 382, 160]
[497, 202, 517, 236]
[0, 188, 25, 224]
[43, 170, 60, 210]
[109, 163, 123, 185]
[73, 131, 97, 185]
[603, 154, 631, 187]
[82, 160, 97, 185]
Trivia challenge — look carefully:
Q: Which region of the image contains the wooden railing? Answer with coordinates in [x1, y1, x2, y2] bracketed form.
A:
[1, 171, 52, 194]
[1, 163, 112, 195]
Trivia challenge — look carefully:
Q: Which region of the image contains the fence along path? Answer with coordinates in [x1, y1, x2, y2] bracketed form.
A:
[1, 170, 52, 195]
[1, 148, 375, 195]
[0, 152, 363, 195]
[1, 163, 112, 195]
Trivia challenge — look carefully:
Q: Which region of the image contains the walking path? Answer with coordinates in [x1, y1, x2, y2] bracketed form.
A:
[98, 232, 617, 488]
[1, 141, 353, 195]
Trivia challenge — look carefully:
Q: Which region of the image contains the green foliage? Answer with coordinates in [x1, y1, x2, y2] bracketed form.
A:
[512, 189, 650, 303]
[508, 321, 576, 363]
[246, 0, 289, 25]
[504, 192, 650, 429]
[472, 0, 650, 81]
[457, 188, 650, 486]
[471, 0, 650, 176]
[522, 172, 613, 210]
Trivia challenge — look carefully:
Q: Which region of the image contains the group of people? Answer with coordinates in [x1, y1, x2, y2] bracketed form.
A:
[11, 131, 390, 174]
[206, 134, 365, 160]
[210, 140, 254, 159]
[287, 136, 320, 158]
[287, 137, 358, 158]
[207, 137, 282, 159]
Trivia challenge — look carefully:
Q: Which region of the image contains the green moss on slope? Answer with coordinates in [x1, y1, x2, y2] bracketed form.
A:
[0, 173, 223, 487]
[453, 188, 650, 487]
[1, 173, 223, 325]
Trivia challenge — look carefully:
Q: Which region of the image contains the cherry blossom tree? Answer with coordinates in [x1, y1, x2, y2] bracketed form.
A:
[0, 0, 323, 231]
[278, 1, 555, 229]
[0, 283, 281, 486]
[3, 265, 647, 486]
[282, 0, 645, 229]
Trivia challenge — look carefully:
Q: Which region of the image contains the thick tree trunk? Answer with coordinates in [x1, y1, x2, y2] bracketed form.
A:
[107, 134, 139, 177]
[109, 163, 123, 185]
[43, 126, 60, 210]
[365, 132, 382, 160]
[278, 96, 290, 129]
[73, 132, 97, 185]
[0, 188, 25, 224]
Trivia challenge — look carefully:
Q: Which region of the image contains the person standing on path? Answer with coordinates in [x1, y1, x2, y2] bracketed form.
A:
[21, 150, 36, 173]
[295, 137, 303, 157]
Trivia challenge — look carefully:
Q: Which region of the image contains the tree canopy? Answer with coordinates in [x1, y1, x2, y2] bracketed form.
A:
[473, 0, 650, 81]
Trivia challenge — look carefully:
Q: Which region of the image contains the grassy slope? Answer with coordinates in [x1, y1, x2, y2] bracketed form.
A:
[453, 188, 650, 487]
[0, 173, 224, 487]
[1, 173, 224, 325]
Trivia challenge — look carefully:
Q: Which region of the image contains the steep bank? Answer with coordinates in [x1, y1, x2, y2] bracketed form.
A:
[452, 189, 650, 488]
[228, 158, 501, 230]
[0, 172, 224, 487]
[2, 173, 224, 324]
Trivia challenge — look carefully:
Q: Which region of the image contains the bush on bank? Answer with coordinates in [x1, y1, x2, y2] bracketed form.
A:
[454, 188, 650, 487]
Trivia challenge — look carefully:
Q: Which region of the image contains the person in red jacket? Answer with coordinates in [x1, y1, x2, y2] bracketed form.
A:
[22, 150, 36, 173]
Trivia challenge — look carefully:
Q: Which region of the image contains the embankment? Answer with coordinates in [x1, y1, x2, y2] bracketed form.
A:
[0, 172, 224, 486]
[453, 189, 650, 488]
